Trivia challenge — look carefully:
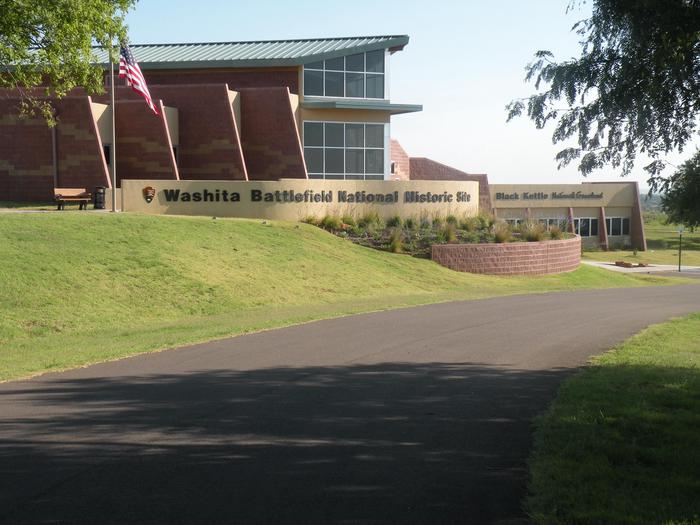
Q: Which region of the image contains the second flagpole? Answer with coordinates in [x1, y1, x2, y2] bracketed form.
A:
[110, 42, 117, 212]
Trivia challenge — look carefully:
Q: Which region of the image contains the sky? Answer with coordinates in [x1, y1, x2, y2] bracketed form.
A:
[123, 0, 671, 188]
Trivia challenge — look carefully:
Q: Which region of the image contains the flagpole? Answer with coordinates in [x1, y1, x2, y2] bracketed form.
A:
[110, 43, 117, 212]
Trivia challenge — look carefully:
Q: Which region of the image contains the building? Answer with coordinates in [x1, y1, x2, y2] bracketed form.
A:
[0, 34, 646, 250]
[0, 35, 422, 201]
[488, 182, 646, 250]
[389, 140, 646, 251]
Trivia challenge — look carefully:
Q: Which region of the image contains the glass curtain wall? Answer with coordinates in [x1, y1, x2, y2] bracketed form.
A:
[304, 50, 385, 99]
[304, 121, 385, 180]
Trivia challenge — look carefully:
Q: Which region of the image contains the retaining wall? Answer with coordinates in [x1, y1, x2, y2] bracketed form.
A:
[431, 236, 581, 275]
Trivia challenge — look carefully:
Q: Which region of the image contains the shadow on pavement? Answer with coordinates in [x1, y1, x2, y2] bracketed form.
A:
[0, 363, 574, 524]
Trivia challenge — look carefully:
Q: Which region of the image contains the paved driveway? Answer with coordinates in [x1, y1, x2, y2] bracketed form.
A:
[2, 285, 700, 524]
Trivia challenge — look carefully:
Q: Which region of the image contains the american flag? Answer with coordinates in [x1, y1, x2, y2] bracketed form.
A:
[119, 44, 159, 115]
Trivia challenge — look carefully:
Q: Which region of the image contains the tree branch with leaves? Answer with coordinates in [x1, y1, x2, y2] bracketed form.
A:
[0, 0, 135, 124]
[507, 0, 700, 197]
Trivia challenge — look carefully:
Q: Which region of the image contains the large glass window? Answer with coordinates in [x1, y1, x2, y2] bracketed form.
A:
[536, 218, 568, 230]
[304, 70, 323, 96]
[605, 217, 630, 236]
[303, 51, 386, 99]
[304, 121, 385, 180]
[574, 218, 598, 237]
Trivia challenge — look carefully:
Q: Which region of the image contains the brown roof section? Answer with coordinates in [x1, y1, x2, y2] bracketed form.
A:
[409, 157, 491, 211]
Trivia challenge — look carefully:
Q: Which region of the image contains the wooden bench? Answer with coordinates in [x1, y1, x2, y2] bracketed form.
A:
[54, 188, 92, 210]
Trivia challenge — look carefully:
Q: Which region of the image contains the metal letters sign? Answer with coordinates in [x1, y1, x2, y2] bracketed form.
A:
[121, 179, 480, 220]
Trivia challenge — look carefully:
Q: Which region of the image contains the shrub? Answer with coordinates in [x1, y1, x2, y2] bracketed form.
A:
[320, 215, 342, 231]
[389, 228, 403, 253]
[463, 231, 481, 244]
[459, 216, 480, 232]
[446, 214, 458, 225]
[432, 216, 444, 229]
[435, 229, 447, 244]
[358, 211, 383, 229]
[519, 221, 545, 242]
[419, 215, 432, 229]
[477, 213, 495, 230]
[549, 226, 564, 240]
[386, 214, 402, 228]
[404, 217, 417, 230]
[341, 215, 356, 227]
[494, 222, 512, 243]
[438, 223, 457, 243]
[302, 216, 320, 226]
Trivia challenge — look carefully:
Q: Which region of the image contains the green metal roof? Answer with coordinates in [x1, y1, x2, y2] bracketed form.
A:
[94, 35, 409, 70]
[301, 98, 422, 115]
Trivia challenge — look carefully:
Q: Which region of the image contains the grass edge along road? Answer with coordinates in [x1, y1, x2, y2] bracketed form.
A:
[528, 313, 700, 525]
[0, 212, 693, 382]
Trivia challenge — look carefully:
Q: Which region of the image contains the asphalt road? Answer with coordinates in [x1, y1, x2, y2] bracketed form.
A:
[2, 285, 700, 524]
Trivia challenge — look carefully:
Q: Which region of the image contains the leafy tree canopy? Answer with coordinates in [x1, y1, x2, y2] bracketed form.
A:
[0, 0, 135, 122]
[507, 0, 700, 193]
[661, 150, 700, 228]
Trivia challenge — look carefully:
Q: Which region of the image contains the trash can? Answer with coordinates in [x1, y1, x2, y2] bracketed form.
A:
[93, 187, 106, 210]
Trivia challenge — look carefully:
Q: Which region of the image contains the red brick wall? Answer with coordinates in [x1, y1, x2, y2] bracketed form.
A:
[238, 87, 306, 180]
[138, 68, 300, 94]
[149, 85, 247, 180]
[95, 85, 247, 181]
[115, 100, 178, 184]
[409, 157, 492, 211]
[390, 139, 410, 181]
[54, 97, 110, 190]
[431, 236, 581, 275]
[0, 99, 54, 201]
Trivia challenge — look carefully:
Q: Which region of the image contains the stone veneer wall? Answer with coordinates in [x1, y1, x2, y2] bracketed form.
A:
[431, 236, 581, 276]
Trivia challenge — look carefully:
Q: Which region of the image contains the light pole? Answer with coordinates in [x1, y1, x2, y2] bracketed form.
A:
[678, 226, 684, 272]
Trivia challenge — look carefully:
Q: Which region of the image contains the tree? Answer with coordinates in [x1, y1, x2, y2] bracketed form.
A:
[0, 0, 135, 123]
[661, 151, 700, 228]
[507, 0, 700, 193]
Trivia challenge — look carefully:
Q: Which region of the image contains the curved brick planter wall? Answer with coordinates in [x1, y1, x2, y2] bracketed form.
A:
[431, 236, 581, 276]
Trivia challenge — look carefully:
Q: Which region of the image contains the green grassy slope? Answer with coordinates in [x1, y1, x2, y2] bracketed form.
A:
[0, 213, 686, 381]
[528, 313, 700, 524]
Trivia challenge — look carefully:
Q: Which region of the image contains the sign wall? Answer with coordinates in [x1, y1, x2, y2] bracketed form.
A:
[121, 179, 479, 220]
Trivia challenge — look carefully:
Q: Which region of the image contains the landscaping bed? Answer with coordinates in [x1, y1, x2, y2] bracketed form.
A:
[304, 212, 573, 258]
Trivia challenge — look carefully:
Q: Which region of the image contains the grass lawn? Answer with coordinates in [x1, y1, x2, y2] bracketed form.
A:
[0, 213, 690, 382]
[583, 219, 700, 266]
[528, 313, 700, 525]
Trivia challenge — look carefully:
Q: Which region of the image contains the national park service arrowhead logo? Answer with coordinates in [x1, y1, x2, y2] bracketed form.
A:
[142, 186, 156, 203]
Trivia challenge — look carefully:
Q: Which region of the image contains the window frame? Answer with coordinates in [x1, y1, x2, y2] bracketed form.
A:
[533, 217, 568, 230]
[303, 120, 387, 180]
[574, 217, 599, 237]
[302, 50, 387, 100]
[605, 217, 630, 236]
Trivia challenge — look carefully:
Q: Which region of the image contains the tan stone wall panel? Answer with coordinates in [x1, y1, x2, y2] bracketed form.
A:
[490, 183, 636, 209]
[122, 179, 479, 221]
